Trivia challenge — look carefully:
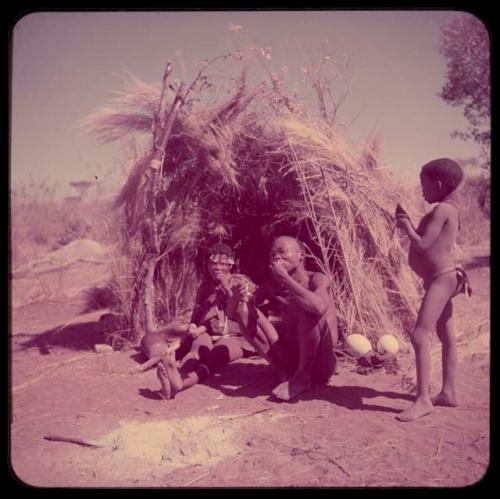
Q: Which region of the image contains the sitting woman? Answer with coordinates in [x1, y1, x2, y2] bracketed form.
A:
[156, 242, 256, 400]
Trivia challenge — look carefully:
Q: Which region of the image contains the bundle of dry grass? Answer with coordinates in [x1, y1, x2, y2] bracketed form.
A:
[81, 56, 422, 350]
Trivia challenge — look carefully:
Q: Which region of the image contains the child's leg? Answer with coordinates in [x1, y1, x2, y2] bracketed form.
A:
[157, 334, 213, 400]
[157, 337, 248, 400]
[178, 332, 213, 372]
[433, 301, 458, 406]
[203, 337, 245, 372]
[157, 350, 211, 399]
[397, 272, 457, 422]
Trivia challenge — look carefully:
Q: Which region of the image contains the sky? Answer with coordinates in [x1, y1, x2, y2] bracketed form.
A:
[10, 10, 486, 199]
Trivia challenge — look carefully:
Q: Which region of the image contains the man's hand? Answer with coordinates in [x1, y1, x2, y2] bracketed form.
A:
[269, 260, 290, 284]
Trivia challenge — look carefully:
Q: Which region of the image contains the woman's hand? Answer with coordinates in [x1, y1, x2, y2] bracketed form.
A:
[230, 282, 246, 302]
[216, 274, 232, 294]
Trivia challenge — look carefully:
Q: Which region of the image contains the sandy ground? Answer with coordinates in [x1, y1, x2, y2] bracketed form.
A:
[9, 249, 490, 488]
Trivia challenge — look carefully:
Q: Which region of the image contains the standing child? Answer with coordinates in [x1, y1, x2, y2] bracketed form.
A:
[395, 158, 472, 422]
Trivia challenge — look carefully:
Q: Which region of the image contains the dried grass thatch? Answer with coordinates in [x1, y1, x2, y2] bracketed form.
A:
[81, 58, 422, 349]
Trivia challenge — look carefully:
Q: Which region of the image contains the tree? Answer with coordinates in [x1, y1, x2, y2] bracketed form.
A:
[439, 13, 490, 169]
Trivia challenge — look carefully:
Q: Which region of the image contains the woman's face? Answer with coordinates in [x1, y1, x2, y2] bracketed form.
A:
[207, 253, 233, 282]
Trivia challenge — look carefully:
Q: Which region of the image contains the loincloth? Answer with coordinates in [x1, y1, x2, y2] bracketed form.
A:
[426, 266, 472, 298]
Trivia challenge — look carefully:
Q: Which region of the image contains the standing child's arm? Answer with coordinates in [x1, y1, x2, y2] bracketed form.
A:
[397, 203, 449, 252]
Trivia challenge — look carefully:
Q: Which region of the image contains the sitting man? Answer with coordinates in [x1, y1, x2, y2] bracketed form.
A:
[155, 242, 257, 399]
[230, 236, 339, 401]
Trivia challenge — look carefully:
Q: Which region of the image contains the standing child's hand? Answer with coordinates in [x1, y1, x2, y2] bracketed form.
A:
[396, 215, 411, 230]
[395, 203, 410, 219]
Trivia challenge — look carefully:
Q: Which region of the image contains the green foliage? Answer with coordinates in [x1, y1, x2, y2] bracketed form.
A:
[457, 174, 490, 246]
[439, 14, 490, 169]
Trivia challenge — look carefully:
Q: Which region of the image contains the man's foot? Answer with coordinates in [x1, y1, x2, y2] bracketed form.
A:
[396, 398, 433, 422]
[272, 373, 312, 401]
[431, 392, 458, 407]
[157, 363, 172, 400]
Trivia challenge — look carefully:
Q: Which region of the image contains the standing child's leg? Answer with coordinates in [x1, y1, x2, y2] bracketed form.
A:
[397, 272, 457, 422]
[432, 301, 458, 407]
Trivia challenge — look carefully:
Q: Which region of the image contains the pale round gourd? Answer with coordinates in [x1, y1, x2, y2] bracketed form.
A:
[345, 334, 372, 357]
[376, 334, 400, 355]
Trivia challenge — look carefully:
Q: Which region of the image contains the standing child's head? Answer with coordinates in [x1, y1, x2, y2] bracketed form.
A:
[419, 158, 463, 203]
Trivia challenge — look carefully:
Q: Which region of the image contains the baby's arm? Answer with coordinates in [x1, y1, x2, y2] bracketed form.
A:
[397, 203, 449, 251]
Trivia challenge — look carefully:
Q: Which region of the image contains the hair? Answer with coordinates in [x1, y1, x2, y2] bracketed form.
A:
[293, 237, 306, 254]
[207, 242, 235, 259]
[273, 235, 306, 254]
[420, 158, 464, 197]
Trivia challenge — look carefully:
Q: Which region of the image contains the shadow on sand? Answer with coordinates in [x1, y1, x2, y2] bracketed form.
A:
[13, 311, 150, 357]
[197, 360, 413, 414]
[463, 255, 490, 271]
[23, 321, 413, 414]
[14, 320, 107, 355]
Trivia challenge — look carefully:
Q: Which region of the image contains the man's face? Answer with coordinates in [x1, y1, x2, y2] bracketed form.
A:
[270, 237, 303, 273]
[207, 253, 233, 282]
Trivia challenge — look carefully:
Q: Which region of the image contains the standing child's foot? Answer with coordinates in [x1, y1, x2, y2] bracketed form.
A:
[431, 392, 458, 407]
[157, 363, 172, 400]
[396, 398, 433, 422]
